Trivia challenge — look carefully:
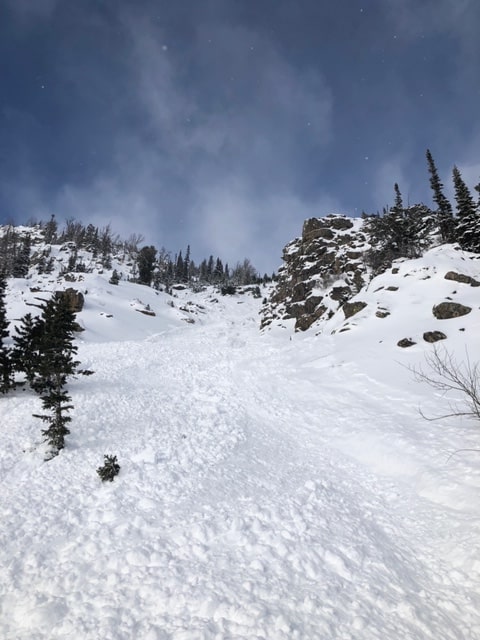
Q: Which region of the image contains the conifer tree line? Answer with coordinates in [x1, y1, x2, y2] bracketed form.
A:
[363, 149, 480, 274]
[0, 277, 86, 459]
[0, 215, 270, 288]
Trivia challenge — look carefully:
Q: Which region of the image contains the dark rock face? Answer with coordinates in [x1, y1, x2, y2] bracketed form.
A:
[423, 331, 447, 343]
[56, 288, 84, 313]
[330, 286, 352, 302]
[432, 302, 472, 319]
[343, 301, 367, 319]
[261, 215, 369, 331]
[397, 338, 416, 348]
[444, 271, 480, 287]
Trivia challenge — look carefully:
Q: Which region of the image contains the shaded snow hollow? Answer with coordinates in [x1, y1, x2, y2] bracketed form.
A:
[1, 246, 480, 639]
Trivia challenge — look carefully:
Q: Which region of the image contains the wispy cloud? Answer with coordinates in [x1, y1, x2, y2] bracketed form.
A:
[25, 6, 337, 272]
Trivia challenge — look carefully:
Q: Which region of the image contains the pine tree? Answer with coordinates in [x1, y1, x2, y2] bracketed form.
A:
[33, 384, 73, 456]
[175, 251, 184, 282]
[206, 255, 214, 282]
[0, 274, 13, 393]
[364, 185, 435, 274]
[12, 235, 31, 278]
[137, 246, 157, 285]
[109, 269, 120, 285]
[214, 257, 224, 282]
[31, 294, 80, 457]
[393, 182, 403, 213]
[32, 294, 80, 393]
[11, 312, 44, 386]
[183, 245, 191, 282]
[43, 215, 58, 244]
[452, 166, 480, 252]
[426, 149, 455, 242]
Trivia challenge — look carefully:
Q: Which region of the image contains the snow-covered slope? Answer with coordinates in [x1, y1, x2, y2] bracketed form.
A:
[1, 244, 480, 639]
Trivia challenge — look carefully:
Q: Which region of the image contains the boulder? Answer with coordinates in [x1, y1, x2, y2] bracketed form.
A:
[56, 288, 84, 312]
[397, 338, 416, 348]
[343, 301, 367, 319]
[423, 331, 447, 343]
[444, 271, 480, 287]
[432, 302, 472, 319]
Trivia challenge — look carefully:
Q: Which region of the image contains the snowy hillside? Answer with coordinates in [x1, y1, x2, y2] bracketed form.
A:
[1, 238, 480, 638]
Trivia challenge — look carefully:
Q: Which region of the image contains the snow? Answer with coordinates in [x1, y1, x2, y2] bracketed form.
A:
[1, 248, 480, 639]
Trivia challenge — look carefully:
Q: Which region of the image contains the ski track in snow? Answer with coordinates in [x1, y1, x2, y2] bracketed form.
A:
[1, 297, 480, 639]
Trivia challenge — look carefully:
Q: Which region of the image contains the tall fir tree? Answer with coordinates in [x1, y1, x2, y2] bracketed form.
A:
[32, 294, 80, 457]
[426, 149, 455, 242]
[183, 245, 191, 282]
[452, 165, 480, 252]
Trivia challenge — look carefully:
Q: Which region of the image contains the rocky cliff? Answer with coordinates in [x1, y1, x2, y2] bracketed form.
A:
[261, 214, 370, 331]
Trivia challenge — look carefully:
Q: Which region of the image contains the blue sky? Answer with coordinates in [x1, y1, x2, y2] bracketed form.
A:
[1, 0, 480, 273]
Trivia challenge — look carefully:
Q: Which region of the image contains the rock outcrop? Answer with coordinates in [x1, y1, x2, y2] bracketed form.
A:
[261, 215, 369, 331]
[444, 271, 480, 287]
[432, 302, 472, 320]
[55, 288, 85, 313]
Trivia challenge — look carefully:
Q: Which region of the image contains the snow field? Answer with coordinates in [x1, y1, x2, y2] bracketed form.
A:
[1, 274, 480, 638]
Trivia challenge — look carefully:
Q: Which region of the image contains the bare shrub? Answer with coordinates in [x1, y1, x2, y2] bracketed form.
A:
[412, 346, 480, 422]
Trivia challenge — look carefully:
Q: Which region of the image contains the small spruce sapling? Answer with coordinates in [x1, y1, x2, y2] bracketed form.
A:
[97, 455, 120, 482]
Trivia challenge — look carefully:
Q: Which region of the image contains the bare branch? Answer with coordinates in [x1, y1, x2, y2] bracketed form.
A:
[410, 345, 480, 423]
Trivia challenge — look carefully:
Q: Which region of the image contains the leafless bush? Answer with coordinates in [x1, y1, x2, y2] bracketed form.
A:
[412, 346, 480, 423]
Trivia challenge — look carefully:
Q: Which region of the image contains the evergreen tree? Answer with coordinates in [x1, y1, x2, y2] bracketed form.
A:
[474, 181, 480, 205]
[364, 185, 435, 274]
[199, 259, 208, 282]
[214, 257, 224, 282]
[0, 226, 19, 275]
[0, 274, 13, 393]
[175, 251, 184, 282]
[33, 383, 73, 456]
[109, 269, 120, 285]
[11, 313, 43, 385]
[452, 166, 480, 252]
[32, 294, 80, 394]
[137, 245, 157, 285]
[43, 215, 58, 244]
[12, 235, 31, 278]
[393, 182, 403, 213]
[183, 245, 191, 282]
[31, 294, 80, 457]
[426, 149, 455, 242]
[206, 255, 214, 282]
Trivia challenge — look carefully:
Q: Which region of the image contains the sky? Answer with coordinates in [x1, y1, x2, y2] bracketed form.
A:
[1, 0, 480, 273]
